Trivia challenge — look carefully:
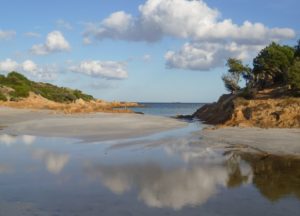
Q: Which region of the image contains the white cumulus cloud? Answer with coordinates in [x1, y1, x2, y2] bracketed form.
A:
[142, 54, 151, 62]
[83, 0, 295, 70]
[69, 60, 128, 79]
[0, 59, 19, 72]
[56, 19, 73, 30]
[165, 42, 265, 70]
[0, 29, 16, 40]
[84, 0, 294, 43]
[24, 32, 41, 38]
[30, 31, 71, 55]
[0, 59, 57, 81]
[83, 37, 92, 45]
[21, 60, 38, 74]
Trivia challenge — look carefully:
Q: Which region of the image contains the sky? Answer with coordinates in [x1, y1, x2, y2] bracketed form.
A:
[0, 0, 299, 102]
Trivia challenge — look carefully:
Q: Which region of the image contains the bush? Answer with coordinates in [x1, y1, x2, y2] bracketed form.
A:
[288, 60, 300, 90]
[0, 92, 7, 101]
[238, 87, 257, 99]
[9, 85, 30, 98]
[0, 72, 95, 103]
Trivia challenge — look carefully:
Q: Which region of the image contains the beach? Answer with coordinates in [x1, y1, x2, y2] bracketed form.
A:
[0, 107, 188, 142]
[199, 127, 300, 156]
[1, 105, 300, 216]
[1, 106, 300, 156]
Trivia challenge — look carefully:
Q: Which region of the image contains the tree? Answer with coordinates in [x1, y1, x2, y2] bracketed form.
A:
[288, 59, 300, 89]
[226, 58, 252, 86]
[222, 58, 252, 94]
[253, 42, 294, 86]
[222, 74, 240, 94]
[295, 40, 300, 58]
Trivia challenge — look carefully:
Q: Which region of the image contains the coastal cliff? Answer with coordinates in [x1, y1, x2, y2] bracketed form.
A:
[193, 91, 300, 128]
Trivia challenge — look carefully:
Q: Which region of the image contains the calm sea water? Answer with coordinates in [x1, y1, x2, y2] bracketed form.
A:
[0, 103, 299, 216]
[131, 103, 204, 117]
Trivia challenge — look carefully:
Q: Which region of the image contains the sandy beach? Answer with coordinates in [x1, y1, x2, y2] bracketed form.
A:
[199, 127, 300, 156]
[1, 107, 300, 156]
[0, 107, 187, 142]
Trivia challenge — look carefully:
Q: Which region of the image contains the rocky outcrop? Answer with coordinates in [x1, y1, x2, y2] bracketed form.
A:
[193, 94, 236, 124]
[0, 92, 140, 114]
[193, 94, 300, 128]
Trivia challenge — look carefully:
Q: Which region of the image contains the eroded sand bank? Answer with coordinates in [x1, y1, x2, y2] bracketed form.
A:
[0, 107, 187, 141]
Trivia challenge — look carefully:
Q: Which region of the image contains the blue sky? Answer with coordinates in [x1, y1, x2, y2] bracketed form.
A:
[0, 0, 299, 102]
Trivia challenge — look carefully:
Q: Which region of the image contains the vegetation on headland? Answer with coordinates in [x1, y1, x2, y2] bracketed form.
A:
[222, 39, 300, 98]
[0, 72, 94, 102]
[194, 39, 300, 128]
[0, 72, 139, 113]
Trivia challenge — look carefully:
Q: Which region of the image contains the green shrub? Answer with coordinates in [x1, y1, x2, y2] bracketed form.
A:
[288, 60, 300, 90]
[238, 87, 257, 99]
[9, 85, 30, 98]
[0, 92, 7, 101]
[7, 71, 31, 83]
[0, 72, 95, 103]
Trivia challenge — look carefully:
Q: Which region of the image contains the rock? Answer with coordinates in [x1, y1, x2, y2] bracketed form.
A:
[193, 94, 236, 124]
[134, 112, 144, 115]
[175, 114, 194, 120]
[193, 93, 300, 128]
[75, 98, 86, 105]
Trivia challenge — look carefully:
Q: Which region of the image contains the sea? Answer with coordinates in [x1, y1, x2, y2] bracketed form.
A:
[0, 103, 299, 216]
[131, 102, 204, 117]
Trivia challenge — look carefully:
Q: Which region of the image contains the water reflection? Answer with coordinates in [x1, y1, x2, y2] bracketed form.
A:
[229, 153, 300, 201]
[0, 134, 36, 146]
[84, 148, 300, 210]
[31, 149, 70, 174]
[85, 163, 228, 210]
[0, 134, 69, 175]
[0, 164, 12, 174]
[0, 201, 44, 216]
[0, 133, 299, 215]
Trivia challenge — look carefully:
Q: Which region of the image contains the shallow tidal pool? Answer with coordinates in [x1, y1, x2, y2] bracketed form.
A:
[0, 124, 299, 216]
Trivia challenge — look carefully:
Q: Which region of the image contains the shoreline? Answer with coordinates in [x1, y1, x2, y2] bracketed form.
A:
[1, 106, 300, 157]
[0, 107, 187, 142]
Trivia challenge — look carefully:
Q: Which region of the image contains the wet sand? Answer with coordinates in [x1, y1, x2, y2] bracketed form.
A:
[199, 127, 300, 156]
[0, 107, 187, 141]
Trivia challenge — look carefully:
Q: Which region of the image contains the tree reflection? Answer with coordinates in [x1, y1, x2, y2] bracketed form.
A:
[238, 153, 300, 201]
[225, 152, 300, 201]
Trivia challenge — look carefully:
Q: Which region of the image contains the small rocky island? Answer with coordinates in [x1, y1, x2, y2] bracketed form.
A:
[0, 72, 139, 113]
[194, 40, 300, 128]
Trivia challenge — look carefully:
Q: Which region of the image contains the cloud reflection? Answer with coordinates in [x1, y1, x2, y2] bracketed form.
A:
[85, 163, 227, 210]
[0, 134, 36, 146]
[0, 134, 69, 174]
[32, 149, 70, 174]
